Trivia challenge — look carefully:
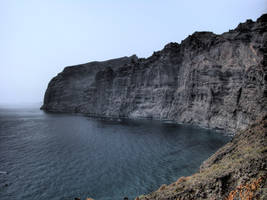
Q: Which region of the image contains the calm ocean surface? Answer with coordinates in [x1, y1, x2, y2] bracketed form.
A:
[0, 105, 230, 200]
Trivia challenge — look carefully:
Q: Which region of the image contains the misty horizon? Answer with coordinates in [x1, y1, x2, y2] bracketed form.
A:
[1, 0, 266, 104]
[1, 2, 267, 199]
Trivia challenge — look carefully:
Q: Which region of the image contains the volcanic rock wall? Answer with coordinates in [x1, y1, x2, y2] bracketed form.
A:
[41, 14, 267, 133]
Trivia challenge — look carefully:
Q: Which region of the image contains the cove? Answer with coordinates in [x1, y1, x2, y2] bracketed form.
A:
[0, 106, 230, 200]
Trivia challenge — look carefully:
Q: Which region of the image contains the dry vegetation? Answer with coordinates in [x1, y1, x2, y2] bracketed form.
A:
[137, 116, 267, 200]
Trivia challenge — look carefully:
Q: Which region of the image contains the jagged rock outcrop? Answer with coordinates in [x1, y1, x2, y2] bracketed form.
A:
[41, 14, 267, 133]
[135, 115, 267, 200]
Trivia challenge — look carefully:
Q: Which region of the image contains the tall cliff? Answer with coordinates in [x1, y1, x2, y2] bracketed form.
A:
[41, 14, 267, 133]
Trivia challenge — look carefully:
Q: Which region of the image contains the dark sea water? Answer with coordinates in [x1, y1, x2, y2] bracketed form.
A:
[0, 105, 230, 200]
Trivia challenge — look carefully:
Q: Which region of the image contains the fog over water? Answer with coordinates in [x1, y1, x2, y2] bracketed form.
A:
[0, 0, 266, 104]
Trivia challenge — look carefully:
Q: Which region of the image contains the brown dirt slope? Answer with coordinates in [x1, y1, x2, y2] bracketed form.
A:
[136, 115, 267, 200]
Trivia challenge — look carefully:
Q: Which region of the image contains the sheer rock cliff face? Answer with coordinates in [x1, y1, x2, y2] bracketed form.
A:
[41, 14, 267, 133]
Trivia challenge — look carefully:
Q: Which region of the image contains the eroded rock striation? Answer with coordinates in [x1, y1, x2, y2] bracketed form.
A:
[41, 14, 267, 133]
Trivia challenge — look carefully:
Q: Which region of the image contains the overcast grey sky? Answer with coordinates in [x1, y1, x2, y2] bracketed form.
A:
[0, 0, 266, 104]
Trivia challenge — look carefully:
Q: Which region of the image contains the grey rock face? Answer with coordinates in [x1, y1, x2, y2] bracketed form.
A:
[41, 14, 267, 133]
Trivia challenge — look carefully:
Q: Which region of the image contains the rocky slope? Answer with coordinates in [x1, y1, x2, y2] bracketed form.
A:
[41, 14, 267, 133]
[135, 115, 267, 200]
